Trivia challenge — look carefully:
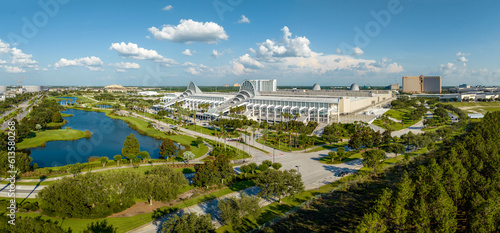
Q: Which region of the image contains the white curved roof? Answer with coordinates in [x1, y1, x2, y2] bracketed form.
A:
[312, 83, 321, 91]
[350, 83, 360, 91]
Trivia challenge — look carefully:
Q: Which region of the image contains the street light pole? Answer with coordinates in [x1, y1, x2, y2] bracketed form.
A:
[273, 148, 275, 164]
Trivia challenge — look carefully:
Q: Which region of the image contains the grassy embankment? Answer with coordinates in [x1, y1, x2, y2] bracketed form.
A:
[16, 129, 89, 150]
[373, 108, 421, 131]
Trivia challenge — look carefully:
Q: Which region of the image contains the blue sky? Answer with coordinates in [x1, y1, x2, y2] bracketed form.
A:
[0, 0, 499, 87]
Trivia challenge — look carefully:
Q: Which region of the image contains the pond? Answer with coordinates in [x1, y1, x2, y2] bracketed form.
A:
[57, 97, 78, 105]
[28, 109, 179, 167]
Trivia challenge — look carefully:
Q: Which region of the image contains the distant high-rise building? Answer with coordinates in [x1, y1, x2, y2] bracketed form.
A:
[388, 83, 399, 90]
[248, 79, 277, 92]
[402, 75, 441, 93]
[233, 83, 241, 87]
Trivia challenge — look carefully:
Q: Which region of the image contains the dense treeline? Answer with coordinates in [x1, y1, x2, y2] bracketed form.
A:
[356, 111, 500, 232]
[38, 166, 187, 218]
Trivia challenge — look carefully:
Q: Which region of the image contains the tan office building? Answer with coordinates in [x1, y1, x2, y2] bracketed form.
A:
[402, 75, 441, 93]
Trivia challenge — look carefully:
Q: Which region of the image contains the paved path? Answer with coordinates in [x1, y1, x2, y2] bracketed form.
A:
[391, 119, 425, 137]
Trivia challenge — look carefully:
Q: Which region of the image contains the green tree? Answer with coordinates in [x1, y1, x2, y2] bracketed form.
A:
[337, 147, 346, 161]
[113, 155, 122, 166]
[256, 169, 304, 203]
[218, 195, 260, 228]
[140, 151, 151, 163]
[194, 162, 220, 188]
[52, 111, 63, 123]
[122, 134, 140, 164]
[68, 163, 83, 177]
[327, 151, 338, 162]
[100, 157, 109, 167]
[240, 165, 251, 177]
[195, 137, 204, 148]
[348, 133, 362, 150]
[143, 166, 187, 205]
[0, 151, 32, 173]
[162, 213, 215, 233]
[271, 162, 282, 170]
[362, 150, 386, 172]
[248, 162, 258, 174]
[159, 138, 177, 162]
[83, 220, 117, 233]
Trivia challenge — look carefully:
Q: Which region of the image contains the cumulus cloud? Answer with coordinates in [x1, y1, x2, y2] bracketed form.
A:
[182, 49, 194, 56]
[110, 62, 140, 72]
[54, 56, 103, 71]
[109, 42, 177, 65]
[236, 54, 263, 69]
[456, 52, 470, 57]
[237, 15, 250, 24]
[5, 66, 26, 73]
[254, 26, 312, 60]
[162, 5, 172, 11]
[183, 63, 212, 75]
[148, 19, 228, 44]
[352, 47, 364, 56]
[211, 49, 222, 59]
[456, 56, 468, 62]
[0, 40, 39, 71]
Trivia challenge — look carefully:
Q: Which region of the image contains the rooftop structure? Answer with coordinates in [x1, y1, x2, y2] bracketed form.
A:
[312, 83, 321, 91]
[350, 83, 359, 91]
[248, 79, 276, 92]
[137, 91, 160, 96]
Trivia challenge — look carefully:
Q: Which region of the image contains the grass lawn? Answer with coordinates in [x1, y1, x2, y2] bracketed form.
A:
[449, 102, 500, 114]
[374, 108, 421, 131]
[61, 113, 73, 117]
[16, 129, 88, 150]
[307, 141, 348, 153]
[17, 180, 256, 233]
[384, 109, 408, 120]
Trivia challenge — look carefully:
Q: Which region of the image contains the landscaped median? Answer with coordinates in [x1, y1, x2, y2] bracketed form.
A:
[16, 128, 91, 150]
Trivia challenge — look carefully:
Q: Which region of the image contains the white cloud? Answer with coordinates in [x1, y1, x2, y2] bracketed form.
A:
[0, 40, 10, 54]
[236, 54, 263, 69]
[336, 48, 343, 54]
[109, 42, 177, 65]
[211, 49, 222, 59]
[352, 47, 364, 56]
[148, 19, 228, 44]
[237, 15, 250, 24]
[0, 59, 6, 64]
[254, 26, 312, 60]
[456, 52, 470, 57]
[184, 63, 212, 75]
[110, 62, 140, 72]
[54, 56, 104, 71]
[456, 56, 468, 62]
[162, 5, 172, 11]
[5, 66, 26, 73]
[182, 49, 194, 56]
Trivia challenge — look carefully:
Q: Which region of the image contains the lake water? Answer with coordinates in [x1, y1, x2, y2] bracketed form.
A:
[29, 109, 168, 167]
